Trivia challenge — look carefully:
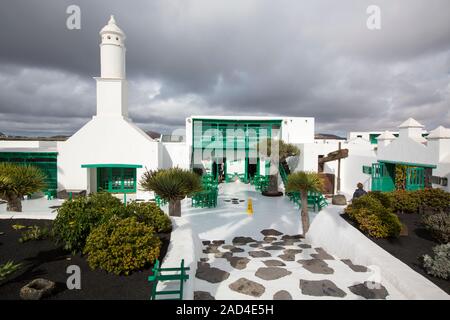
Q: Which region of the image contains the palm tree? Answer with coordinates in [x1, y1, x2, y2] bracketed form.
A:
[0, 163, 47, 212]
[140, 167, 202, 217]
[286, 171, 324, 235]
[257, 138, 300, 196]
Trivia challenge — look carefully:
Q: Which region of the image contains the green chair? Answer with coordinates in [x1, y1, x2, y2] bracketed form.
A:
[148, 259, 190, 300]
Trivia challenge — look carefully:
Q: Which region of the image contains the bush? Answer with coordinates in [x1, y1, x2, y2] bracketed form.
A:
[417, 188, 450, 212]
[367, 191, 394, 209]
[345, 194, 402, 238]
[53, 192, 122, 253]
[423, 243, 450, 280]
[422, 212, 450, 244]
[120, 202, 172, 233]
[83, 217, 161, 275]
[391, 190, 421, 214]
[19, 225, 50, 243]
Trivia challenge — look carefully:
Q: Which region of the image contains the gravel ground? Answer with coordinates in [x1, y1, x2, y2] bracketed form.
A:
[0, 219, 169, 300]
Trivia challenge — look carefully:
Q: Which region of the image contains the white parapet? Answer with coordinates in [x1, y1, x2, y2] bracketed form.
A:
[306, 206, 449, 300]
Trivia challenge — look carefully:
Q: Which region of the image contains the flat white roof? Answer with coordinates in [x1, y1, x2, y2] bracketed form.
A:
[189, 115, 313, 121]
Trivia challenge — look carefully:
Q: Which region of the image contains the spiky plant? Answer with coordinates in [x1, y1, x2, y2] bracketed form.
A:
[257, 138, 300, 195]
[286, 171, 324, 235]
[0, 260, 22, 281]
[140, 167, 202, 216]
[0, 163, 46, 212]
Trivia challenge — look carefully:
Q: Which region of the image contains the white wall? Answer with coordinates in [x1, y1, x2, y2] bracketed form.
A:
[57, 116, 159, 199]
[161, 142, 189, 169]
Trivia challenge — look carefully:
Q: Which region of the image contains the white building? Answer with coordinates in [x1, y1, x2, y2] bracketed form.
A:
[0, 16, 449, 200]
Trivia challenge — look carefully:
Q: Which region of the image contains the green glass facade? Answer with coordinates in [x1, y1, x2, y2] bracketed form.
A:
[191, 119, 282, 181]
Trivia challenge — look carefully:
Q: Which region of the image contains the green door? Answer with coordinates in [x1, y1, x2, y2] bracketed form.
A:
[371, 162, 395, 192]
[406, 167, 425, 191]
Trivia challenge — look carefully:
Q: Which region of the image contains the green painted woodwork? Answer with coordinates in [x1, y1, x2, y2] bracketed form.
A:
[406, 167, 425, 191]
[369, 134, 381, 144]
[371, 162, 395, 192]
[377, 160, 436, 169]
[81, 163, 142, 168]
[0, 151, 57, 193]
[191, 119, 282, 180]
[97, 167, 137, 193]
[148, 259, 190, 300]
[362, 165, 372, 174]
[371, 161, 427, 191]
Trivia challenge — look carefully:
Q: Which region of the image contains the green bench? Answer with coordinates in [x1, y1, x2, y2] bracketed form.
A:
[148, 259, 190, 300]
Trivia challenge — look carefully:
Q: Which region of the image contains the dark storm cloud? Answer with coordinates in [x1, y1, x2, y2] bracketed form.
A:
[0, 0, 449, 136]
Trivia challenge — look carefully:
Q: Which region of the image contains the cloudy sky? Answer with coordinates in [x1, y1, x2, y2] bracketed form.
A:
[0, 0, 449, 137]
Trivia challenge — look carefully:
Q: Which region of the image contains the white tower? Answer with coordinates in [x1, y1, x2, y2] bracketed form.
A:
[95, 15, 128, 118]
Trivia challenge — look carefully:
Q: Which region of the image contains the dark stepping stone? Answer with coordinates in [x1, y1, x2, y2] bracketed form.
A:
[231, 198, 239, 201]
[224, 199, 231, 202]
[203, 246, 221, 254]
[263, 245, 285, 251]
[202, 240, 211, 245]
[300, 279, 346, 298]
[273, 290, 292, 300]
[200, 257, 209, 262]
[273, 240, 296, 246]
[249, 250, 271, 258]
[232, 201, 239, 204]
[298, 244, 312, 249]
[263, 236, 277, 243]
[213, 240, 225, 245]
[228, 257, 251, 270]
[284, 249, 302, 255]
[255, 267, 292, 280]
[249, 243, 264, 248]
[196, 264, 230, 283]
[239, 200, 245, 202]
[298, 259, 334, 274]
[229, 278, 265, 297]
[282, 234, 303, 240]
[348, 282, 389, 299]
[278, 254, 295, 261]
[233, 236, 257, 245]
[311, 248, 334, 260]
[263, 259, 286, 267]
[194, 291, 215, 300]
[214, 252, 233, 259]
[341, 259, 369, 272]
[261, 229, 283, 236]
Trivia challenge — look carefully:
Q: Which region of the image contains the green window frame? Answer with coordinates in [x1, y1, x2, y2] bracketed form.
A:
[97, 167, 137, 193]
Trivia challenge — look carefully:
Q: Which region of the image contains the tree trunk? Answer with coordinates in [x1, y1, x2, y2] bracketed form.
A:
[300, 190, 310, 235]
[267, 174, 279, 193]
[168, 199, 181, 217]
[6, 194, 22, 212]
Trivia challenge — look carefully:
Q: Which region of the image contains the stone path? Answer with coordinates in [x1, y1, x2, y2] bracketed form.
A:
[194, 229, 394, 300]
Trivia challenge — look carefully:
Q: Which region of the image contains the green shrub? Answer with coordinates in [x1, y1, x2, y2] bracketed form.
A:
[19, 225, 49, 243]
[417, 188, 450, 212]
[53, 192, 122, 253]
[120, 202, 172, 233]
[422, 212, 450, 244]
[391, 190, 421, 213]
[423, 243, 450, 280]
[345, 194, 402, 238]
[83, 217, 161, 275]
[367, 191, 394, 209]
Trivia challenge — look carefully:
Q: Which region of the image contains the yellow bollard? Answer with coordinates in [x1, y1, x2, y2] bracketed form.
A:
[247, 198, 253, 215]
